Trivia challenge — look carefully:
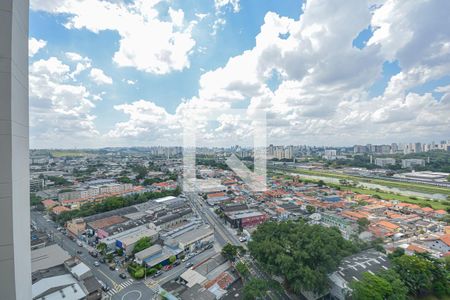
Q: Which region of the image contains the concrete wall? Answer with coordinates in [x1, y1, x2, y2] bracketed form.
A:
[0, 1, 31, 299]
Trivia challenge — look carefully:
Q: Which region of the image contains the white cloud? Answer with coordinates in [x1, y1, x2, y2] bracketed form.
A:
[29, 37, 47, 57]
[29, 57, 101, 148]
[215, 0, 240, 13]
[89, 68, 113, 85]
[31, 0, 196, 75]
[108, 0, 450, 146]
[65, 52, 92, 79]
[125, 79, 137, 85]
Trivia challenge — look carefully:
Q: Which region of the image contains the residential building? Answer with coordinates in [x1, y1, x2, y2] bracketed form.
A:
[374, 158, 396, 167]
[401, 159, 425, 168]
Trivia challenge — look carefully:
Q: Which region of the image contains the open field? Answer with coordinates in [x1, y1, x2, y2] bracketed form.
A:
[50, 150, 89, 157]
[280, 167, 450, 196]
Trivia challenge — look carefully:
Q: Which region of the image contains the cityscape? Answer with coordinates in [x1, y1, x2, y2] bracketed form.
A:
[1, 1, 450, 300]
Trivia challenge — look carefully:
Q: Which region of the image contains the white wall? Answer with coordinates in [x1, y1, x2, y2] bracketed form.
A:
[0, 1, 31, 299]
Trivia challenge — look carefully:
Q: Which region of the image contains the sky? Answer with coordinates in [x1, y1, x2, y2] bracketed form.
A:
[29, 0, 450, 148]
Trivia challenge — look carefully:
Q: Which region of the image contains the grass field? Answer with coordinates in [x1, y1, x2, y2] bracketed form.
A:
[50, 150, 88, 157]
[285, 168, 450, 196]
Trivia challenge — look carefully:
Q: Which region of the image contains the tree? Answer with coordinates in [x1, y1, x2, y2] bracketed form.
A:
[97, 242, 107, 255]
[30, 193, 42, 206]
[235, 262, 250, 278]
[306, 205, 316, 214]
[388, 247, 405, 259]
[132, 237, 152, 255]
[357, 218, 370, 232]
[248, 220, 357, 294]
[221, 243, 239, 261]
[169, 256, 176, 264]
[317, 180, 325, 187]
[243, 279, 269, 300]
[117, 176, 132, 184]
[351, 270, 407, 300]
[391, 254, 434, 296]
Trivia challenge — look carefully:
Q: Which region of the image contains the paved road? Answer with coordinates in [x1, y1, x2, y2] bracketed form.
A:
[31, 210, 155, 299]
[186, 192, 242, 247]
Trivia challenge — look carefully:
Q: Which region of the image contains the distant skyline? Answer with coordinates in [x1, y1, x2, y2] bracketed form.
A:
[29, 0, 450, 148]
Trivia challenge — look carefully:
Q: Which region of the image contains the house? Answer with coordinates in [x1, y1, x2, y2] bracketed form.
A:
[405, 244, 428, 255]
[434, 210, 447, 218]
[41, 199, 58, 209]
[320, 212, 358, 240]
[52, 206, 70, 215]
[424, 234, 450, 254]
[375, 220, 400, 232]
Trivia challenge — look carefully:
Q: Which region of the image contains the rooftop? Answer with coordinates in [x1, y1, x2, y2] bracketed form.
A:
[31, 244, 71, 273]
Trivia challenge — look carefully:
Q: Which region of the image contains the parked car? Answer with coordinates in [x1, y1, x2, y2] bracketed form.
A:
[153, 270, 162, 278]
[173, 261, 181, 267]
[99, 258, 106, 264]
[94, 261, 100, 267]
[109, 265, 115, 271]
[76, 250, 82, 255]
[163, 265, 173, 271]
[185, 262, 193, 268]
[119, 273, 127, 279]
[204, 244, 213, 250]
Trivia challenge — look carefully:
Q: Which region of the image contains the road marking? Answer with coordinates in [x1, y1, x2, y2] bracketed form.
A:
[97, 269, 118, 287]
[121, 290, 142, 300]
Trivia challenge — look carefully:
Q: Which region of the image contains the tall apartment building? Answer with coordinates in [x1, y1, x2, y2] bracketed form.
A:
[402, 159, 425, 169]
[323, 149, 337, 160]
[374, 158, 396, 167]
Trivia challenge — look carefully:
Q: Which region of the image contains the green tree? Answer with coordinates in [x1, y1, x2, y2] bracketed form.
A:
[133, 267, 145, 279]
[351, 270, 407, 300]
[221, 243, 238, 261]
[357, 217, 370, 232]
[306, 205, 316, 214]
[117, 176, 132, 184]
[243, 279, 269, 300]
[235, 262, 250, 278]
[132, 237, 152, 255]
[391, 254, 434, 296]
[317, 180, 325, 187]
[248, 220, 357, 294]
[169, 256, 176, 264]
[30, 193, 42, 206]
[97, 242, 107, 255]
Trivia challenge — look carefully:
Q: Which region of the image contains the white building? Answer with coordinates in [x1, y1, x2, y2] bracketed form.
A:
[374, 158, 396, 167]
[323, 150, 337, 160]
[401, 159, 425, 168]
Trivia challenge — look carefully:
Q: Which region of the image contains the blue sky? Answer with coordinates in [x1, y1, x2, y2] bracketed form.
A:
[28, 0, 450, 148]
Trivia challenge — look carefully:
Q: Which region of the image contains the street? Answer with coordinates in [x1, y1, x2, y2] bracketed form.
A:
[31, 210, 155, 299]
